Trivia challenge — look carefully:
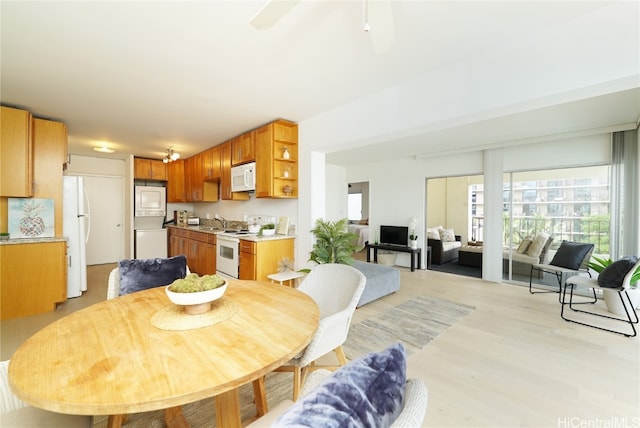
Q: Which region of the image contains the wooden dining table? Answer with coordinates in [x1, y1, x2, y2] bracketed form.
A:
[8, 280, 319, 427]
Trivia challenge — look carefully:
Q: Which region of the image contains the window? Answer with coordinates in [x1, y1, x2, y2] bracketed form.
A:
[548, 188, 563, 201]
[348, 193, 362, 220]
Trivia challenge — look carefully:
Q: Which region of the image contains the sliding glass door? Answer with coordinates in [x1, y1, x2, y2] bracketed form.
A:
[502, 166, 611, 286]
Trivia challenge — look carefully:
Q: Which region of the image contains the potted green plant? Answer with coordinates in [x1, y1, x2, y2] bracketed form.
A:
[409, 233, 418, 249]
[588, 255, 640, 314]
[408, 216, 418, 249]
[259, 223, 276, 236]
[0, 232, 9, 241]
[308, 218, 358, 265]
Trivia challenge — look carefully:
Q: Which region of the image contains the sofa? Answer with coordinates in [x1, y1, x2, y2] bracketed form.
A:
[458, 232, 555, 277]
[427, 226, 462, 265]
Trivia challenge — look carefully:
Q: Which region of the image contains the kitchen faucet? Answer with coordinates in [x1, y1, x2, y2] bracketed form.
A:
[214, 216, 227, 229]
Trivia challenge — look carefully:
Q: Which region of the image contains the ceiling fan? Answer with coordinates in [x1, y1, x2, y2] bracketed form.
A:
[250, 0, 395, 54]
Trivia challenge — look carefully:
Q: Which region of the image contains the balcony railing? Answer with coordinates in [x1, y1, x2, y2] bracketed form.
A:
[472, 216, 610, 254]
[508, 216, 610, 254]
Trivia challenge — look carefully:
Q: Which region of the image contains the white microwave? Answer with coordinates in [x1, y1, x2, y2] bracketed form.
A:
[231, 162, 256, 192]
[134, 185, 166, 217]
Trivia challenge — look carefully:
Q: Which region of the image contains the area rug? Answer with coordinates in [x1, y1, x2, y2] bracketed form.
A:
[92, 294, 473, 427]
[343, 294, 475, 359]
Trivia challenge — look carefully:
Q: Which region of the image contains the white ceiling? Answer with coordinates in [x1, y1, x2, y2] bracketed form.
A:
[1, 1, 639, 166]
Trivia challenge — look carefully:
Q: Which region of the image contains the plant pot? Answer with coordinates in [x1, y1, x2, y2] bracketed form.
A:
[603, 288, 640, 316]
[378, 253, 396, 266]
[409, 240, 418, 249]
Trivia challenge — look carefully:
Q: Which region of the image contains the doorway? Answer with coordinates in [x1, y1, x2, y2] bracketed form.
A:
[348, 181, 370, 256]
[82, 175, 124, 265]
[348, 182, 369, 221]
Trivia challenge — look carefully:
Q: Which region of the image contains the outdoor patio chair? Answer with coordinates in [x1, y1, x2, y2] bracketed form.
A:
[529, 240, 595, 302]
[562, 257, 640, 337]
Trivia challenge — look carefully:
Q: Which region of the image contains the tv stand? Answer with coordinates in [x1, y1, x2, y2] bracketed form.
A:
[366, 243, 422, 272]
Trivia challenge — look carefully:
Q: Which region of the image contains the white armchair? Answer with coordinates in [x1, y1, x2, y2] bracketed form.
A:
[274, 263, 366, 400]
[1, 360, 91, 427]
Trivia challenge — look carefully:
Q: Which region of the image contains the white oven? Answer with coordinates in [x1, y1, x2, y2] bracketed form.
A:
[216, 235, 240, 279]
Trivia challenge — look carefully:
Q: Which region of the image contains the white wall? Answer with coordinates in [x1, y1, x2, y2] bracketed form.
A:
[325, 164, 346, 221]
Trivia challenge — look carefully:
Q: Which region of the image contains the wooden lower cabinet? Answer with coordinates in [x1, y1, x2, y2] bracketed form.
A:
[168, 228, 216, 275]
[239, 238, 294, 282]
[1, 241, 67, 320]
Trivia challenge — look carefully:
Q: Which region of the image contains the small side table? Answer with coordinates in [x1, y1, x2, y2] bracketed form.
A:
[267, 271, 306, 287]
[365, 243, 422, 271]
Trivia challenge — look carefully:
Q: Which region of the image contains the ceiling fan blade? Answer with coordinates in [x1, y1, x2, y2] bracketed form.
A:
[250, 0, 301, 30]
[367, 0, 394, 54]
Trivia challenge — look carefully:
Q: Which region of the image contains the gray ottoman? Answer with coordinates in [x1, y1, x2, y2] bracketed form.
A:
[351, 260, 401, 307]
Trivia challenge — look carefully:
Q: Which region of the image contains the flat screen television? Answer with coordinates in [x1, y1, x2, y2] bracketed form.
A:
[379, 225, 409, 246]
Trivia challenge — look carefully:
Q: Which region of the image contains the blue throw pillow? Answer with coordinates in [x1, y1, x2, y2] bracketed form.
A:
[274, 343, 407, 428]
[597, 256, 638, 289]
[550, 241, 594, 270]
[118, 255, 187, 296]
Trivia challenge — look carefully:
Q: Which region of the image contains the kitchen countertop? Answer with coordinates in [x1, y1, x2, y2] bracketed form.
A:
[0, 237, 67, 245]
[167, 224, 295, 242]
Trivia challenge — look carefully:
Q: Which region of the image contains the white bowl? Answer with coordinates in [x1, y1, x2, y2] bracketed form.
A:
[165, 281, 227, 307]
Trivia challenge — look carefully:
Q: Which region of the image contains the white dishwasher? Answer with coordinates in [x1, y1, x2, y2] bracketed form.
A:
[135, 228, 168, 259]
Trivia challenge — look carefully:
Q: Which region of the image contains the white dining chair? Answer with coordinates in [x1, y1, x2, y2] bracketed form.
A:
[273, 263, 366, 400]
[1, 360, 91, 427]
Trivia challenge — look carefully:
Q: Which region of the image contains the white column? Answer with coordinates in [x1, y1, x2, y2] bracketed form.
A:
[482, 149, 504, 283]
[297, 148, 326, 270]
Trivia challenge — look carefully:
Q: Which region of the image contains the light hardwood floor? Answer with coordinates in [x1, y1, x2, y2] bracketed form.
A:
[1, 260, 638, 427]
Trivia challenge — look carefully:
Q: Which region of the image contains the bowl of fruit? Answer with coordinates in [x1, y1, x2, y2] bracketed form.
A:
[166, 273, 227, 315]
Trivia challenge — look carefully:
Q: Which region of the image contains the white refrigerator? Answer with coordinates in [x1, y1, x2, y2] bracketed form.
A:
[63, 176, 90, 298]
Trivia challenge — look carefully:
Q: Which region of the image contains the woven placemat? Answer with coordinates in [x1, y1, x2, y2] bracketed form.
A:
[151, 297, 238, 331]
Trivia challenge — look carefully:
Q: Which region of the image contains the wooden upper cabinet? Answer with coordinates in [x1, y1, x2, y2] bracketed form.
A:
[185, 154, 203, 201]
[1, 106, 33, 197]
[231, 131, 255, 166]
[32, 118, 67, 237]
[134, 158, 167, 181]
[220, 141, 249, 201]
[255, 119, 298, 199]
[185, 152, 219, 202]
[167, 159, 186, 202]
[203, 145, 221, 180]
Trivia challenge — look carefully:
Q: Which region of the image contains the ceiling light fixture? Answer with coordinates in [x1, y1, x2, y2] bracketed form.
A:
[93, 144, 115, 154]
[163, 148, 180, 163]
